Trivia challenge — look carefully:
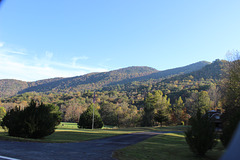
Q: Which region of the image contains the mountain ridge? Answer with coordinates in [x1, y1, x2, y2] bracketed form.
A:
[106, 61, 210, 86]
[0, 61, 211, 98]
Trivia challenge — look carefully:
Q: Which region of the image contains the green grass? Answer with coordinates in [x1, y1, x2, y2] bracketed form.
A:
[113, 133, 224, 160]
[0, 123, 138, 143]
[57, 122, 79, 129]
[0, 122, 187, 143]
[109, 125, 188, 132]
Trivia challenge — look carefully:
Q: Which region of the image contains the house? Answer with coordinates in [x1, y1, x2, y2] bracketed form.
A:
[207, 109, 222, 133]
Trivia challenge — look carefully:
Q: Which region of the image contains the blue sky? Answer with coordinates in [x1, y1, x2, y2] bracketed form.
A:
[0, 0, 240, 81]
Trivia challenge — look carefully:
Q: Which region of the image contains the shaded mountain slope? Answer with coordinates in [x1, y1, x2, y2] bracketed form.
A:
[107, 61, 210, 86]
[0, 79, 28, 98]
[0, 61, 214, 98]
[18, 66, 158, 94]
[162, 59, 227, 83]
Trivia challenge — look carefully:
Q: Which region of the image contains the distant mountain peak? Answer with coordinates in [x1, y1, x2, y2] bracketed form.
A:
[111, 66, 158, 73]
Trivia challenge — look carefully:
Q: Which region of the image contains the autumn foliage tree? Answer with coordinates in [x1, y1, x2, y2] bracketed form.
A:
[0, 106, 6, 121]
[99, 101, 118, 126]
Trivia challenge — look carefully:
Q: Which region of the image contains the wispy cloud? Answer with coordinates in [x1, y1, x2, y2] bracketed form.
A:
[0, 42, 4, 47]
[72, 56, 89, 67]
[0, 42, 27, 55]
[73, 56, 89, 60]
[7, 50, 27, 55]
[0, 45, 108, 81]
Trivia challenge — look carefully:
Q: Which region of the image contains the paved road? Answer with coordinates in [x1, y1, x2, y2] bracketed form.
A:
[0, 131, 182, 160]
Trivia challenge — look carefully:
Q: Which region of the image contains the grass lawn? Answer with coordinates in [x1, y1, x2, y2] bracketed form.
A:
[0, 123, 137, 143]
[0, 122, 187, 143]
[113, 133, 225, 160]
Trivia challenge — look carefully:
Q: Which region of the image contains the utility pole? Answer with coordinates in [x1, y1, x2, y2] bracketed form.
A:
[92, 91, 95, 129]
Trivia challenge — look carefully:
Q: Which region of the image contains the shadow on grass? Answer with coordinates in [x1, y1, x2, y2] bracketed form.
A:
[44, 131, 121, 143]
[113, 133, 224, 160]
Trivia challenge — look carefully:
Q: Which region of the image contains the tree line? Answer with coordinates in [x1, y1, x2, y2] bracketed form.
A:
[185, 53, 240, 157]
[0, 80, 222, 128]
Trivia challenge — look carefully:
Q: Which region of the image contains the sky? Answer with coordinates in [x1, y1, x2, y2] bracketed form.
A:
[0, 0, 240, 81]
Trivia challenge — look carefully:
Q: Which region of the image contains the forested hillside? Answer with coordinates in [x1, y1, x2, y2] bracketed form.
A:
[18, 66, 158, 95]
[0, 61, 209, 98]
[163, 59, 226, 83]
[0, 79, 28, 98]
[102, 60, 226, 95]
[124, 61, 210, 82]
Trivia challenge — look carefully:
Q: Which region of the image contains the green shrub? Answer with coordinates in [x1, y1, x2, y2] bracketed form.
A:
[78, 104, 103, 129]
[185, 110, 218, 156]
[1, 100, 61, 138]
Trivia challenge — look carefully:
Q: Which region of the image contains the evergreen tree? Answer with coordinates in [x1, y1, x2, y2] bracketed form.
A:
[186, 91, 211, 116]
[185, 110, 217, 156]
[142, 91, 170, 126]
[142, 103, 155, 126]
[78, 104, 103, 129]
[1, 100, 61, 138]
[171, 96, 185, 125]
[154, 109, 168, 127]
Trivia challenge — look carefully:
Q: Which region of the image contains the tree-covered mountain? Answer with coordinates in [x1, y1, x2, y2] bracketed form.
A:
[101, 60, 227, 102]
[0, 78, 65, 98]
[0, 61, 211, 98]
[0, 66, 157, 98]
[162, 59, 227, 83]
[0, 79, 28, 98]
[17, 66, 158, 94]
[107, 61, 210, 85]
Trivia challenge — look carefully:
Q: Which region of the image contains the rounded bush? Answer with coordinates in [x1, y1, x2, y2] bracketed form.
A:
[1, 100, 61, 139]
